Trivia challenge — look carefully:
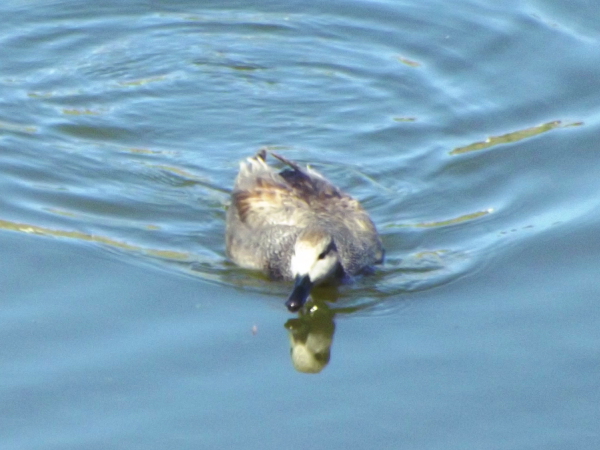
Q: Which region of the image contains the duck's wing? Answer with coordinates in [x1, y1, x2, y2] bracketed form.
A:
[270, 152, 343, 202]
[231, 151, 312, 228]
[232, 151, 370, 230]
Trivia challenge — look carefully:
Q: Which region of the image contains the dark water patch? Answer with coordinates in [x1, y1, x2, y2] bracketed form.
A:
[53, 123, 136, 142]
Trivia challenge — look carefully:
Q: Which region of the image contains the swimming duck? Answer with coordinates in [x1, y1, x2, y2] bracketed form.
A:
[226, 150, 384, 311]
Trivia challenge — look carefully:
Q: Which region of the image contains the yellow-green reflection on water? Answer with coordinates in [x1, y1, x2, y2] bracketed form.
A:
[0, 119, 37, 134]
[117, 75, 169, 87]
[126, 147, 176, 155]
[450, 120, 583, 155]
[387, 208, 493, 229]
[415, 209, 493, 228]
[140, 163, 204, 181]
[396, 55, 421, 68]
[0, 218, 191, 261]
[62, 108, 102, 116]
[285, 300, 335, 374]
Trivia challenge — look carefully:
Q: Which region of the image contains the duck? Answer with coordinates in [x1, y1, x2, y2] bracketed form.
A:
[225, 150, 384, 311]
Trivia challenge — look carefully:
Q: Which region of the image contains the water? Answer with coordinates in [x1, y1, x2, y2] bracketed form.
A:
[1, 0, 599, 448]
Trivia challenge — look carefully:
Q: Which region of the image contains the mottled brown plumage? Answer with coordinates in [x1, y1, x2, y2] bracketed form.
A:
[225, 150, 384, 311]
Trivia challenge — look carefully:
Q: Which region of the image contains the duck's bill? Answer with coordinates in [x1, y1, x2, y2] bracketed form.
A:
[285, 275, 313, 312]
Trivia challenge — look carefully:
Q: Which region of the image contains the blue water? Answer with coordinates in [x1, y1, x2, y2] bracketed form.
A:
[1, 0, 599, 448]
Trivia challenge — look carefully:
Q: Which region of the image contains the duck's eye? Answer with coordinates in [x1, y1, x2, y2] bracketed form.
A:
[317, 242, 335, 260]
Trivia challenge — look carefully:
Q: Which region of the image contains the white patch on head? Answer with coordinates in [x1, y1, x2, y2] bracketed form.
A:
[290, 238, 339, 285]
[290, 241, 313, 277]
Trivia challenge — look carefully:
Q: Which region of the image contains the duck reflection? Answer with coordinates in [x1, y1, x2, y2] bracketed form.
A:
[285, 299, 335, 373]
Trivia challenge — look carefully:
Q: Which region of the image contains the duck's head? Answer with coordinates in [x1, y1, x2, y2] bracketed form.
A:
[286, 228, 341, 312]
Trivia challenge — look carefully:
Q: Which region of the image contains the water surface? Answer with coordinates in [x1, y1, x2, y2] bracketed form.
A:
[1, 0, 599, 448]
